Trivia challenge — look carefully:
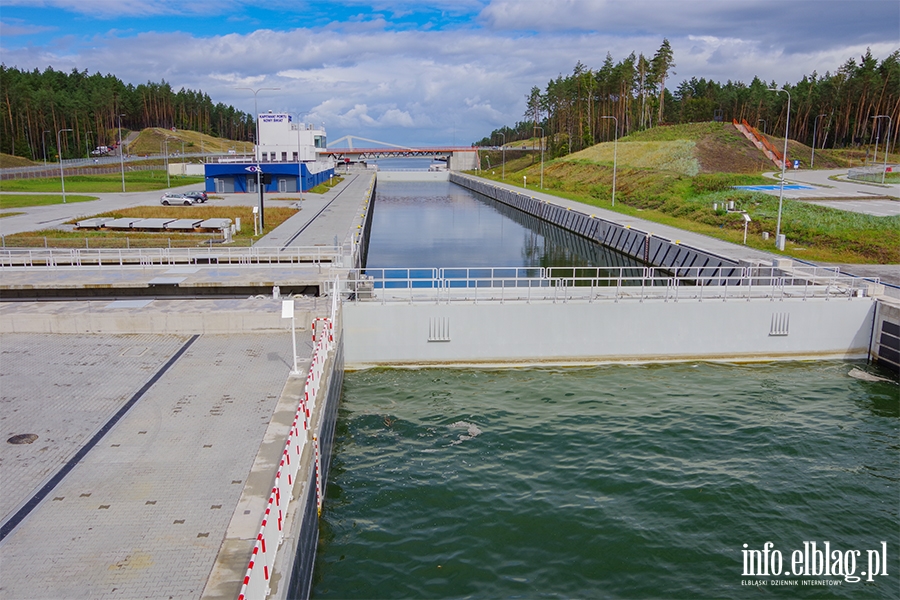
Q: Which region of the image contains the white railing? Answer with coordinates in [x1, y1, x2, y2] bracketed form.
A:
[0, 245, 344, 268]
[354, 265, 877, 304]
[237, 281, 338, 600]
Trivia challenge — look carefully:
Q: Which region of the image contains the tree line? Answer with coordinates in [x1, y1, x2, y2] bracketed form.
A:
[1, 65, 255, 160]
[475, 42, 900, 160]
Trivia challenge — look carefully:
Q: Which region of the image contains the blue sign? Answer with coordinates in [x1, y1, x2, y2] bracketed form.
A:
[793, 160, 800, 169]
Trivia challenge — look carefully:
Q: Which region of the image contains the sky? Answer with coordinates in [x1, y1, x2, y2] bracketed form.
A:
[1, 0, 898, 147]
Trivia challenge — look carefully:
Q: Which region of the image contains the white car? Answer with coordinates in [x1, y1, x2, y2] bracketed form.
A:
[160, 193, 195, 206]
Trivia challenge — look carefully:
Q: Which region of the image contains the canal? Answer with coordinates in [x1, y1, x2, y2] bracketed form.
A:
[310, 180, 899, 599]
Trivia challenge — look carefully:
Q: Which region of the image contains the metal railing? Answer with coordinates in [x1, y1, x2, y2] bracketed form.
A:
[351, 265, 876, 304]
[0, 245, 345, 268]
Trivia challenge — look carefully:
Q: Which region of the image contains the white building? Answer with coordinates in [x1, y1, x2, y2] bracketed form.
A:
[256, 112, 327, 163]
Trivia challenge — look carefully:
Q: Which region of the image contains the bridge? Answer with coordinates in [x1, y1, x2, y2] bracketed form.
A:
[323, 135, 477, 169]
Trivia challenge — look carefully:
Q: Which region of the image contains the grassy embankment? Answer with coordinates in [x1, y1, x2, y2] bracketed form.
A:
[477, 123, 899, 264]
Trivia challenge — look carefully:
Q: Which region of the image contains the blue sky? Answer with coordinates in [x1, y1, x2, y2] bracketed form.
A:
[1, 0, 898, 146]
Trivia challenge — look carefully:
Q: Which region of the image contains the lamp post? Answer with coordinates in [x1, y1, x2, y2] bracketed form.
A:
[236, 87, 280, 230]
[535, 126, 544, 189]
[117, 114, 126, 192]
[236, 86, 280, 162]
[497, 132, 505, 180]
[769, 87, 791, 246]
[757, 119, 766, 135]
[600, 115, 618, 207]
[163, 136, 176, 187]
[57, 128, 73, 203]
[872, 115, 892, 185]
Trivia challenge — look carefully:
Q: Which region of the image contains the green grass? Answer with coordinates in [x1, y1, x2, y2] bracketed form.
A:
[306, 176, 344, 194]
[0, 171, 203, 193]
[0, 211, 25, 218]
[0, 194, 98, 208]
[475, 158, 899, 264]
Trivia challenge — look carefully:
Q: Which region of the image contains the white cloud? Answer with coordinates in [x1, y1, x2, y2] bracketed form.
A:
[1, 1, 896, 146]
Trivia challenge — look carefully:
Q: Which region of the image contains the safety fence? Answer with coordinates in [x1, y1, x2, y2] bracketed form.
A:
[237, 285, 338, 600]
[848, 165, 895, 182]
[0, 245, 344, 268]
[353, 265, 876, 304]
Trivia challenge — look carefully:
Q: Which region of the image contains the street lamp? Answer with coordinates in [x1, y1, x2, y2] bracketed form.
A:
[57, 128, 73, 203]
[163, 136, 176, 187]
[769, 87, 791, 247]
[535, 125, 544, 189]
[497, 132, 505, 180]
[872, 115, 892, 185]
[236, 86, 280, 230]
[811, 114, 827, 168]
[118, 113, 126, 192]
[600, 115, 618, 207]
[236, 86, 280, 162]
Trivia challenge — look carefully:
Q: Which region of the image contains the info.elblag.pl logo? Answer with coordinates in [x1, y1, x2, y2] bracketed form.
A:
[741, 541, 889, 586]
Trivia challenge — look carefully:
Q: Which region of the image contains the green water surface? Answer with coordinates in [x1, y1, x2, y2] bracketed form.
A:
[312, 361, 898, 599]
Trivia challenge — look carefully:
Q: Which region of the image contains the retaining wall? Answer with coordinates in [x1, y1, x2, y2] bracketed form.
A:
[450, 173, 744, 274]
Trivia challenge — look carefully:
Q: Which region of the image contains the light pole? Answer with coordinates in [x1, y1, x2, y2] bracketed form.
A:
[497, 132, 505, 180]
[163, 136, 176, 187]
[57, 128, 73, 203]
[769, 87, 791, 246]
[872, 115, 892, 185]
[236, 86, 280, 162]
[535, 126, 544, 189]
[42, 130, 50, 165]
[601, 115, 618, 207]
[117, 113, 126, 192]
[757, 119, 766, 135]
[236, 86, 279, 229]
[811, 114, 827, 168]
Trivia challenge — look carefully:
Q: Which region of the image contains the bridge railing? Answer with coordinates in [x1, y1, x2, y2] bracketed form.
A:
[351, 265, 877, 304]
[0, 245, 344, 268]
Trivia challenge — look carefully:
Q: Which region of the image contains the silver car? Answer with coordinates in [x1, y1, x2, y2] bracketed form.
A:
[160, 193, 194, 206]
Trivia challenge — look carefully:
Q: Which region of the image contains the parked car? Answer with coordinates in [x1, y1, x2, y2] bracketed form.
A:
[183, 191, 208, 203]
[160, 193, 195, 206]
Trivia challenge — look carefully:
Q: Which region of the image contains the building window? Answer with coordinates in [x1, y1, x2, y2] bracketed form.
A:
[292, 152, 298, 161]
[281, 152, 288, 162]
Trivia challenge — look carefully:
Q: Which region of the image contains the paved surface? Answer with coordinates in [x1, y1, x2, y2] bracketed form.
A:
[0, 332, 313, 599]
[754, 169, 900, 216]
[256, 171, 375, 249]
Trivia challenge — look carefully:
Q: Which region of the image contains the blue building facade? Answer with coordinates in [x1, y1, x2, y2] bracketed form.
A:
[204, 162, 335, 194]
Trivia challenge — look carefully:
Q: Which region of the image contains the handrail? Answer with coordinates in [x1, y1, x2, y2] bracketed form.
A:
[355, 265, 876, 304]
[0, 245, 344, 268]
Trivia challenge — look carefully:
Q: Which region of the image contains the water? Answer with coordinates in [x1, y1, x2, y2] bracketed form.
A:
[312, 363, 898, 599]
[365, 180, 639, 270]
[310, 181, 899, 598]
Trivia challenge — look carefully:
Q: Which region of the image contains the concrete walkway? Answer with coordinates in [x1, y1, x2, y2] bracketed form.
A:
[256, 171, 375, 249]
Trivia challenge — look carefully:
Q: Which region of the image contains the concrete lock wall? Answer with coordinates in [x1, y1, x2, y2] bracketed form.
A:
[449, 172, 742, 274]
[343, 298, 876, 368]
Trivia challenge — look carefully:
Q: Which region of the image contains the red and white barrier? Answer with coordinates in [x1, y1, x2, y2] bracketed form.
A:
[238, 292, 338, 600]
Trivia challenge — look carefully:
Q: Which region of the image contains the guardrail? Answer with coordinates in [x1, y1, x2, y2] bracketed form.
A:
[353, 265, 877, 304]
[237, 281, 338, 600]
[0, 245, 344, 268]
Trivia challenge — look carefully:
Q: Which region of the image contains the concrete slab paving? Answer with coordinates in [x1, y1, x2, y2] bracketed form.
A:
[0, 332, 313, 600]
